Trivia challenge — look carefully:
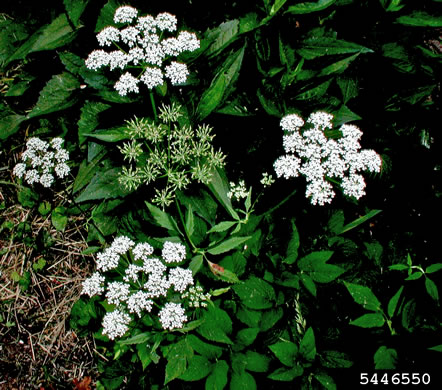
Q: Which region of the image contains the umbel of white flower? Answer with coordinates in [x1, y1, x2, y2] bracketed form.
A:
[81, 236, 210, 340]
[13, 137, 70, 188]
[85, 5, 200, 96]
[274, 112, 382, 205]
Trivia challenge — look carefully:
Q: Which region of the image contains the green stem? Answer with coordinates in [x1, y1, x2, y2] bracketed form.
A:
[149, 91, 158, 122]
[263, 189, 297, 217]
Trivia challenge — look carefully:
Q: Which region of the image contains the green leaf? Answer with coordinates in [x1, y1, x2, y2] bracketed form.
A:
[374, 346, 397, 369]
[186, 335, 223, 359]
[260, 308, 283, 331]
[63, 0, 89, 27]
[179, 355, 212, 381]
[387, 286, 404, 318]
[197, 46, 245, 121]
[298, 251, 345, 283]
[75, 168, 130, 202]
[28, 72, 80, 119]
[244, 351, 270, 373]
[185, 204, 194, 238]
[271, 0, 289, 16]
[207, 221, 237, 233]
[207, 260, 240, 283]
[38, 201, 51, 216]
[315, 373, 336, 390]
[78, 101, 111, 145]
[145, 201, 180, 234]
[295, 79, 332, 100]
[405, 272, 423, 281]
[298, 37, 372, 60]
[425, 278, 439, 302]
[300, 274, 317, 297]
[17, 186, 39, 208]
[95, 0, 119, 32]
[336, 77, 358, 104]
[207, 236, 251, 255]
[268, 366, 303, 381]
[318, 53, 360, 76]
[0, 113, 26, 140]
[117, 333, 151, 345]
[205, 20, 240, 57]
[136, 343, 152, 370]
[72, 150, 107, 194]
[189, 255, 204, 275]
[6, 14, 78, 65]
[284, 220, 300, 264]
[428, 344, 442, 352]
[51, 206, 68, 232]
[232, 277, 276, 310]
[206, 168, 239, 220]
[237, 307, 262, 328]
[344, 282, 382, 311]
[84, 127, 130, 143]
[333, 105, 362, 126]
[257, 88, 281, 116]
[396, 11, 442, 27]
[164, 340, 193, 384]
[337, 209, 382, 234]
[401, 299, 416, 331]
[236, 328, 260, 347]
[426, 263, 442, 274]
[350, 313, 385, 328]
[230, 371, 256, 390]
[205, 360, 228, 390]
[197, 305, 233, 344]
[32, 258, 46, 272]
[320, 350, 353, 368]
[269, 340, 298, 366]
[299, 327, 316, 361]
[389, 264, 409, 271]
[328, 210, 344, 234]
[286, 0, 337, 14]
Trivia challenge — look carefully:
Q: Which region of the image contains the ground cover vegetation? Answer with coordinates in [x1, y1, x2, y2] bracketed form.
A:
[0, 0, 441, 388]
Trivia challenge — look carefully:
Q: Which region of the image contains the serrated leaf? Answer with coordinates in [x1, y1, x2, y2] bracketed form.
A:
[187, 335, 223, 359]
[244, 351, 270, 373]
[284, 220, 300, 264]
[337, 209, 382, 234]
[387, 286, 403, 318]
[206, 168, 239, 220]
[260, 307, 283, 331]
[318, 53, 360, 76]
[425, 278, 439, 302]
[164, 340, 193, 384]
[405, 272, 423, 281]
[333, 105, 362, 126]
[315, 373, 336, 390]
[207, 221, 237, 233]
[205, 360, 228, 390]
[389, 264, 409, 271]
[295, 78, 332, 100]
[0, 113, 26, 140]
[286, 0, 337, 14]
[299, 327, 316, 361]
[232, 277, 276, 310]
[197, 306, 233, 344]
[298, 37, 371, 60]
[300, 273, 317, 297]
[396, 11, 442, 27]
[374, 346, 397, 369]
[336, 77, 358, 104]
[271, 0, 289, 16]
[320, 350, 353, 368]
[84, 127, 130, 143]
[95, 0, 119, 32]
[236, 328, 260, 347]
[63, 0, 89, 27]
[117, 332, 151, 345]
[350, 313, 385, 328]
[269, 341, 298, 366]
[426, 263, 442, 274]
[298, 251, 344, 283]
[267, 366, 303, 381]
[51, 207, 68, 232]
[207, 236, 251, 255]
[75, 168, 130, 202]
[328, 210, 344, 234]
[185, 204, 194, 237]
[78, 101, 111, 145]
[401, 299, 416, 331]
[205, 19, 240, 56]
[230, 371, 256, 390]
[179, 355, 212, 381]
[344, 282, 381, 311]
[145, 201, 180, 233]
[207, 260, 240, 283]
[189, 255, 204, 275]
[72, 150, 107, 194]
[28, 73, 80, 119]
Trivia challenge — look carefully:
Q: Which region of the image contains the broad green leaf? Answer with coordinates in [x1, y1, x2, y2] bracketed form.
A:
[205, 19, 240, 57]
[350, 313, 385, 328]
[269, 340, 298, 366]
[244, 351, 270, 373]
[207, 260, 240, 283]
[179, 355, 212, 381]
[117, 333, 151, 345]
[284, 220, 299, 264]
[236, 328, 260, 347]
[239, 13, 260, 34]
[197, 306, 233, 344]
[405, 272, 423, 281]
[38, 201, 51, 216]
[232, 277, 276, 310]
[426, 263, 442, 274]
[318, 53, 360, 76]
[230, 371, 256, 390]
[145, 201, 180, 234]
[298, 37, 372, 60]
[84, 127, 130, 143]
[137, 343, 151, 370]
[197, 46, 245, 121]
[337, 209, 382, 234]
[267, 366, 303, 381]
[185, 204, 194, 238]
[28, 73, 80, 119]
[389, 264, 409, 271]
[207, 236, 251, 255]
[300, 273, 317, 297]
[206, 168, 239, 220]
[72, 150, 107, 194]
[259, 307, 283, 331]
[396, 11, 442, 27]
[59, 51, 84, 75]
[257, 88, 281, 116]
[298, 251, 334, 270]
[189, 255, 204, 275]
[6, 14, 77, 65]
[237, 307, 262, 328]
[336, 77, 358, 104]
[425, 278, 439, 302]
[0, 113, 26, 140]
[271, 0, 289, 16]
[428, 345, 442, 352]
[299, 327, 316, 361]
[95, 0, 119, 32]
[51, 207, 68, 232]
[77, 101, 111, 145]
[205, 360, 228, 390]
[219, 251, 247, 277]
[333, 105, 362, 126]
[315, 373, 336, 390]
[207, 221, 237, 233]
[364, 241, 383, 267]
[328, 210, 344, 234]
[17, 186, 39, 208]
[320, 350, 353, 368]
[374, 346, 397, 369]
[76, 168, 130, 202]
[344, 282, 382, 311]
[295, 78, 332, 100]
[177, 190, 218, 225]
[186, 335, 223, 359]
[164, 340, 193, 384]
[63, 0, 89, 27]
[286, 0, 337, 14]
[387, 286, 404, 318]
[401, 299, 416, 331]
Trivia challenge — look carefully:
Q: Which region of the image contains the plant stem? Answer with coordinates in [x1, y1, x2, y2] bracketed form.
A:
[149, 91, 158, 122]
[263, 189, 297, 217]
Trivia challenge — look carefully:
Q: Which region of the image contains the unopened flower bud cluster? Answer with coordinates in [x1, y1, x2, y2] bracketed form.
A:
[118, 104, 226, 208]
[13, 137, 70, 188]
[227, 180, 249, 201]
[274, 112, 382, 205]
[82, 236, 210, 339]
[85, 6, 200, 96]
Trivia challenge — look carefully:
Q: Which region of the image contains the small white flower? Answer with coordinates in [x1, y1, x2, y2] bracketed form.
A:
[132, 242, 154, 260]
[227, 180, 248, 200]
[274, 155, 301, 179]
[102, 309, 131, 340]
[158, 302, 187, 330]
[341, 174, 366, 199]
[136, 15, 156, 33]
[177, 31, 200, 52]
[164, 62, 189, 85]
[161, 241, 186, 263]
[114, 6, 138, 24]
[12, 163, 26, 179]
[305, 179, 335, 206]
[108, 50, 130, 71]
[39, 173, 54, 188]
[123, 264, 142, 282]
[96, 247, 120, 272]
[141, 67, 164, 89]
[142, 258, 167, 275]
[82, 272, 105, 297]
[25, 169, 40, 185]
[120, 26, 139, 47]
[169, 267, 194, 293]
[144, 272, 171, 298]
[111, 236, 135, 255]
[54, 163, 70, 178]
[85, 50, 110, 70]
[280, 114, 305, 132]
[114, 72, 139, 96]
[127, 291, 153, 317]
[97, 26, 120, 46]
[105, 281, 131, 305]
[155, 12, 177, 32]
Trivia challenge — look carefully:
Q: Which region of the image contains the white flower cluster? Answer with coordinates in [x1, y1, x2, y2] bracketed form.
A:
[13, 137, 70, 188]
[227, 180, 248, 201]
[82, 236, 206, 339]
[274, 112, 382, 205]
[85, 5, 200, 96]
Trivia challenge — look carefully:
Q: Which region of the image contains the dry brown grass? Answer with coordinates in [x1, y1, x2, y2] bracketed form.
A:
[0, 185, 98, 389]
